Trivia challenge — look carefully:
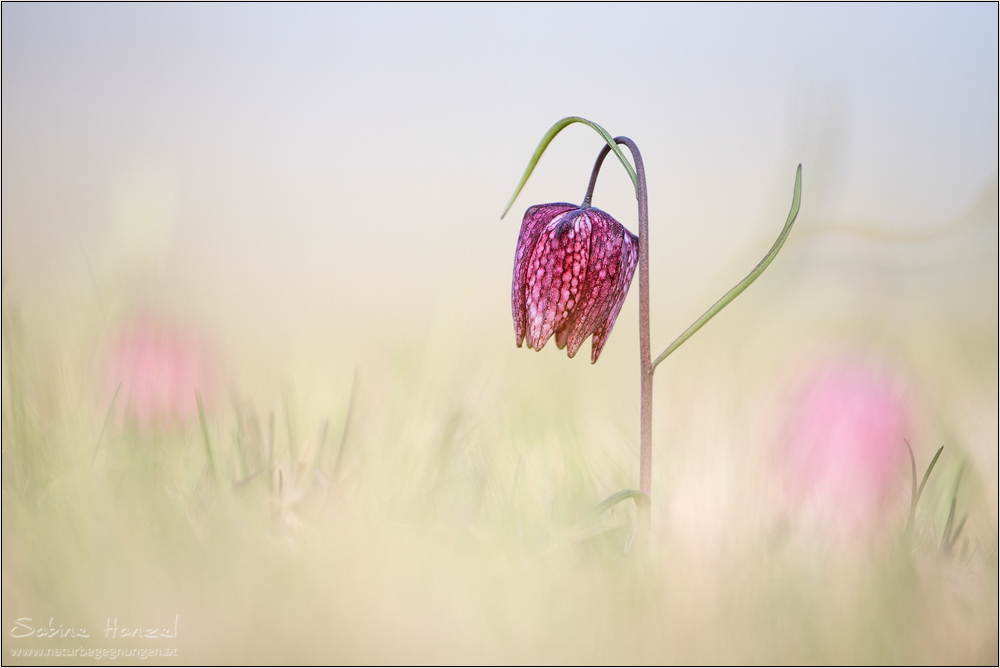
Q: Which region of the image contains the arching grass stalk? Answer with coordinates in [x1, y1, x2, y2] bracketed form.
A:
[504, 117, 802, 527]
[904, 440, 944, 545]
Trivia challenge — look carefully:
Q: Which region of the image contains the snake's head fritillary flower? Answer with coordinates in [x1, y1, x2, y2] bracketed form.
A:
[512, 203, 639, 363]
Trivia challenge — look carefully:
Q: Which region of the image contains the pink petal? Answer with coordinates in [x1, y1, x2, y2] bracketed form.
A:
[512, 203, 576, 348]
[525, 210, 592, 350]
[557, 208, 630, 360]
[589, 226, 638, 363]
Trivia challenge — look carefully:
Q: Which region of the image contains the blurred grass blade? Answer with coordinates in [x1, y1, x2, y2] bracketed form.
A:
[915, 445, 944, 511]
[565, 489, 650, 547]
[501, 117, 639, 219]
[333, 370, 360, 479]
[905, 444, 943, 537]
[591, 489, 650, 519]
[905, 440, 918, 531]
[941, 465, 966, 555]
[313, 418, 330, 471]
[942, 495, 957, 552]
[268, 410, 275, 489]
[652, 164, 802, 369]
[947, 515, 968, 553]
[197, 391, 216, 479]
[92, 382, 121, 463]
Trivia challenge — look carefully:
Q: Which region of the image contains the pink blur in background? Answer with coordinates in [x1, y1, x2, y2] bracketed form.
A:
[104, 315, 217, 430]
[781, 355, 911, 533]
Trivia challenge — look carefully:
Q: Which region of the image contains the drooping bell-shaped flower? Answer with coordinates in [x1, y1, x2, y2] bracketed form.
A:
[512, 203, 639, 363]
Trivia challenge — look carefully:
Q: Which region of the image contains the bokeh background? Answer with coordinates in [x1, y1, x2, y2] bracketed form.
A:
[3, 4, 997, 664]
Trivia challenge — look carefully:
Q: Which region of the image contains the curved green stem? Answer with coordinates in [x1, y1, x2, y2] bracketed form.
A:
[501, 117, 638, 219]
[651, 164, 802, 370]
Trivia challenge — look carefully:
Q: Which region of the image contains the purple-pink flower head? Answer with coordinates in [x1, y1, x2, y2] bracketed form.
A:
[512, 203, 639, 363]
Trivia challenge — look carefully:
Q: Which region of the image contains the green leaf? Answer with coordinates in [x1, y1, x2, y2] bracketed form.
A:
[501, 117, 639, 219]
[652, 164, 802, 369]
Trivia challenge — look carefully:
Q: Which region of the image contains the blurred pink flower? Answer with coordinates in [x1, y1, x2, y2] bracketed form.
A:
[782, 357, 909, 530]
[105, 317, 215, 429]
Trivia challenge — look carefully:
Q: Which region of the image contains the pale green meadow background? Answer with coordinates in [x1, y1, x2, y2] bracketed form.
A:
[2, 3, 997, 664]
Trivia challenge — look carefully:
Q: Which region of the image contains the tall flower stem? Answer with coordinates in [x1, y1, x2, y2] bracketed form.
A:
[505, 117, 801, 533]
[585, 141, 802, 525]
[584, 139, 653, 507]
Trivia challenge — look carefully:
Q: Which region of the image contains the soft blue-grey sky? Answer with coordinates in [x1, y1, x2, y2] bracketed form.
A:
[3, 3, 997, 345]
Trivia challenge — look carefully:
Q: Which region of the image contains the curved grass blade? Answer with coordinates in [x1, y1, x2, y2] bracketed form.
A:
[915, 445, 944, 512]
[907, 440, 918, 511]
[567, 489, 650, 532]
[197, 391, 216, 480]
[591, 488, 650, 519]
[564, 489, 651, 550]
[501, 116, 639, 219]
[905, 443, 944, 537]
[941, 464, 966, 555]
[652, 164, 802, 369]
